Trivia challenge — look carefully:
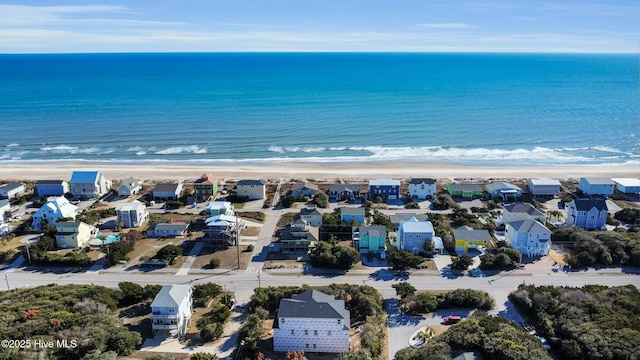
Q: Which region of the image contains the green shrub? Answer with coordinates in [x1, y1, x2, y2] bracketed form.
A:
[209, 257, 221, 268]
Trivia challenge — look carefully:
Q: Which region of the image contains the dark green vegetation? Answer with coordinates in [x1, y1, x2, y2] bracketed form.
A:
[313, 192, 329, 208]
[401, 289, 495, 315]
[552, 227, 640, 268]
[614, 208, 640, 227]
[192, 283, 223, 307]
[75, 207, 115, 225]
[0, 284, 143, 360]
[246, 284, 386, 360]
[154, 244, 183, 264]
[388, 250, 428, 270]
[510, 284, 640, 360]
[394, 312, 551, 360]
[308, 241, 360, 269]
[451, 254, 474, 270]
[24, 225, 92, 267]
[480, 247, 521, 270]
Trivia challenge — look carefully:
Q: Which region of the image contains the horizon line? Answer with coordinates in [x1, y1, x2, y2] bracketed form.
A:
[1, 50, 638, 55]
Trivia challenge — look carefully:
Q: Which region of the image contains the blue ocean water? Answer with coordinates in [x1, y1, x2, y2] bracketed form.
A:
[0, 53, 638, 165]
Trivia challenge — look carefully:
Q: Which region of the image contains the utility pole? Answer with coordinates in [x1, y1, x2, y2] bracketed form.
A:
[25, 243, 31, 265]
[236, 215, 240, 270]
[4, 272, 9, 291]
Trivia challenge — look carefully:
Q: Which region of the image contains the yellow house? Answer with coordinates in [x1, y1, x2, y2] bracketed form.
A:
[453, 226, 492, 253]
[55, 221, 92, 249]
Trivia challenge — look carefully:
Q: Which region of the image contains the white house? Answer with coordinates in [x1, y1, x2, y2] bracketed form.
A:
[506, 220, 551, 257]
[579, 177, 615, 197]
[485, 181, 523, 201]
[32, 196, 79, 231]
[565, 199, 608, 230]
[152, 183, 183, 201]
[408, 178, 436, 200]
[273, 290, 350, 353]
[205, 201, 235, 217]
[147, 223, 190, 238]
[35, 180, 69, 197]
[117, 176, 142, 197]
[236, 179, 266, 200]
[0, 199, 10, 223]
[527, 179, 561, 196]
[290, 181, 319, 198]
[205, 215, 244, 236]
[115, 201, 149, 228]
[299, 206, 322, 227]
[0, 182, 25, 199]
[612, 178, 640, 195]
[501, 203, 546, 224]
[69, 171, 112, 200]
[397, 217, 435, 254]
[151, 285, 193, 337]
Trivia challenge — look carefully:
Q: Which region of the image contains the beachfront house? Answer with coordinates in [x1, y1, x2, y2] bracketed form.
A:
[328, 184, 362, 202]
[298, 206, 322, 227]
[55, 221, 92, 249]
[69, 171, 112, 200]
[0, 182, 25, 200]
[115, 201, 149, 228]
[0, 199, 10, 223]
[397, 217, 435, 254]
[152, 183, 183, 201]
[352, 225, 386, 257]
[408, 178, 436, 200]
[236, 179, 266, 200]
[32, 196, 79, 231]
[340, 207, 365, 225]
[501, 203, 546, 224]
[368, 179, 401, 201]
[205, 201, 234, 217]
[612, 178, 640, 195]
[151, 285, 193, 337]
[527, 178, 561, 196]
[578, 177, 615, 197]
[117, 176, 142, 197]
[485, 181, 522, 202]
[446, 183, 484, 199]
[565, 199, 608, 230]
[36, 180, 69, 197]
[291, 181, 319, 198]
[193, 173, 218, 202]
[506, 220, 551, 257]
[147, 223, 190, 238]
[279, 218, 319, 252]
[273, 290, 350, 353]
[453, 226, 492, 253]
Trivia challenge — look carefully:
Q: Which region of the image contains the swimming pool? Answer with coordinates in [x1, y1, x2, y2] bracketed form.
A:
[97, 235, 120, 244]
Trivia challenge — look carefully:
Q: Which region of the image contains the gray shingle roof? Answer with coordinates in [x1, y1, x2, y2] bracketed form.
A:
[153, 183, 180, 192]
[150, 223, 190, 232]
[237, 179, 266, 186]
[341, 207, 365, 216]
[329, 184, 361, 193]
[453, 226, 492, 242]
[291, 181, 319, 191]
[572, 198, 608, 211]
[409, 178, 436, 185]
[504, 203, 544, 216]
[0, 182, 24, 192]
[508, 220, 550, 234]
[448, 183, 484, 191]
[277, 290, 350, 328]
[389, 213, 429, 224]
[300, 207, 321, 216]
[36, 180, 66, 185]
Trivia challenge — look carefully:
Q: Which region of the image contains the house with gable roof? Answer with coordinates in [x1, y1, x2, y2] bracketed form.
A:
[453, 226, 492, 253]
[279, 217, 319, 252]
[205, 201, 235, 217]
[273, 290, 350, 353]
[565, 199, 608, 230]
[151, 285, 193, 337]
[0, 182, 25, 200]
[506, 220, 551, 257]
[236, 179, 266, 200]
[352, 225, 386, 256]
[485, 181, 522, 202]
[527, 178, 561, 196]
[193, 173, 218, 202]
[35, 180, 69, 197]
[501, 203, 546, 224]
[408, 178, 436, 200]
[397, 217, 436, 254]
[368, 179, 401, 201]
[117, 176, 142, 197]
[579, 177, 615, 197]
[299, 206, 322, 227]
[69, 171, 112, 200]
[446, 183, 484, 199]
[32, 196, 79, 231]
[55, 221, 93, 249]
[0, 199, 11, 223]
[115, 201, 149, 228]
[291, 181, 319, 198]
[340, 207, 365, 224]
[328, 184, 362, 201]
[147, 223, 190, 238]
[152, 183, 183, 201]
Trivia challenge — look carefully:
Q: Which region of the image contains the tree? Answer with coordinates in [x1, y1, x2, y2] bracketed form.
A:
[282, 193, 296, 208]
[423, 238, 436, 255]
[155, 244, 182, 264]
[285, 350, 309, 360]
[392, 282, 416, 299]
[105, 327, 142, 356]
[452, 254, 474, 270]
[200, 322, 223, 342]
[190, 352, 218, 360]
[313, 192, 329, 208]
[192, 283, 223, 307]
[309, 241, 359, 270]
[388, 250, 425, 270]
[209, 257, 221, 268]
[118, 282, 144, 305]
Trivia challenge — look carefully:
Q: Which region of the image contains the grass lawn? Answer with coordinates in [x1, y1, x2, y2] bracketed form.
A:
[191, 242, 253, 270]
[241, 226, 260, 236]
[126, 237, 184, 266]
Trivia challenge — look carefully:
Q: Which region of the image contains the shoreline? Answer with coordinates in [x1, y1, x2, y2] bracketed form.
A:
[0, 161, 638, 182]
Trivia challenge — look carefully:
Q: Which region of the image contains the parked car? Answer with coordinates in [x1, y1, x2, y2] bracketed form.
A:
[539, 337, 551, 350]
[444, 316, 462, 325]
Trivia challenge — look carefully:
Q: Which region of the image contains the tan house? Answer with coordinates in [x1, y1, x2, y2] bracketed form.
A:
[55, 221, 92, 249]
[236, 179, 266, 200]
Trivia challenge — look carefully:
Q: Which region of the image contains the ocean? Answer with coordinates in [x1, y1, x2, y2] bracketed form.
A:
[0, 53, 638, 166]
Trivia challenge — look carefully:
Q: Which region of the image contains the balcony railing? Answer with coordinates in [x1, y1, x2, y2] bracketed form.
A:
[152, 324, 178, 330]
[152, 314, 178, 320]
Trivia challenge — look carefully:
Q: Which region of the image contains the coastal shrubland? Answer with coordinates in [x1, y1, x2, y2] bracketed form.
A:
[400, 288, 495, 315]
[76, 207, 116, 225]
[388, 250, 428, 270]
[308, 241, 360, 269]
[551, 226, 640, 268]
[480, 247, 521, 270]
[510, 284, 640, 360]
[394, 312, 551, 360]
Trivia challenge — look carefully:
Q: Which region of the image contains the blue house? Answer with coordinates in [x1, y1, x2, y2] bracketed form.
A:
[35, 180, 70, 197]
[579, 178, 615, 197]
[565, 199, 608, 230]
[368, 179, 401, 201]
[341, 207, 365, 224]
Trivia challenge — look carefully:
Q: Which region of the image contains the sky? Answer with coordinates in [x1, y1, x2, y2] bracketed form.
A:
[0, 0, 639, 53]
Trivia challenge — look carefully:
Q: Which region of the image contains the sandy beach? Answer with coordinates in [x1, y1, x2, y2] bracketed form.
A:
[0, 161, 637, 182]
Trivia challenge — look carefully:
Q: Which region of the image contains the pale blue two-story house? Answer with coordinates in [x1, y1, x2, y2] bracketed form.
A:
[565, 199, 608, 230]
[578, 177, 616, 197]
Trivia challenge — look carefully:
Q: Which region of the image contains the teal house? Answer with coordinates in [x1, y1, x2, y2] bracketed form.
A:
[352, 225, 386, 257]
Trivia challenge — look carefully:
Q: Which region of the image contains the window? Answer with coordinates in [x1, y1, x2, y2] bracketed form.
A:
[421, 185, 425, 190]
[306, 344, 309, 349]
[337, 319, 341, 325]
[328, 330, 332, 336]
[281, 318, 285, 323]
[291, 330, 295, 335]
[305, 330, 308, 335]
[314, 330, 318, 336]
[313, 344, 317, 349]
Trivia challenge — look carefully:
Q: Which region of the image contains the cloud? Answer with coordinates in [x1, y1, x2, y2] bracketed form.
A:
[417, 23, 478, 29]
